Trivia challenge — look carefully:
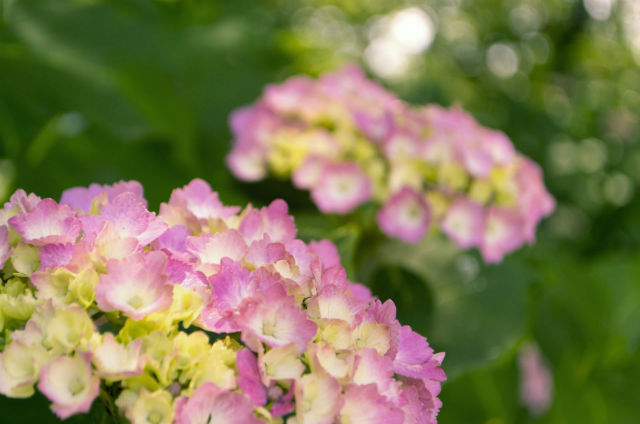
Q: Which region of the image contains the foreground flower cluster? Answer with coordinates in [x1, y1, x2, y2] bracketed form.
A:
[228, 65, 555, 263]
[0, 179, 445, 423]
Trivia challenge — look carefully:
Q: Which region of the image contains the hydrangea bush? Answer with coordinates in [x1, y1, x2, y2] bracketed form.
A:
[227, 65, 555, 263]
[0, 179, 445, 423]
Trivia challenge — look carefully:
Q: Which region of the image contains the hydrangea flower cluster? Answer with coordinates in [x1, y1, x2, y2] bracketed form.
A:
[0, 179, 445, 423]
[227, 65, 555, 263]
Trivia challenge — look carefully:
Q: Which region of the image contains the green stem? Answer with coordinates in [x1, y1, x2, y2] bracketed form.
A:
[99, 386, 120, 424]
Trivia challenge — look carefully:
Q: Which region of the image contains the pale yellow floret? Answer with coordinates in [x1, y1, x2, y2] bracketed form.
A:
[89, 192, 109, 215]
[115, 389, 139, 415]
[350, 136, 379, 162]
[426, 191, 451, 221]
[295, 372, 340, 424]
[127, 389, 174, 424]
[304, 130, 340, 158]
[262, 343, 305, 381]
[27, 300, 55, 331]
[186, 337, 238, 392]
[6, 223, 23, 246]
[468, 179, 494, 205]
[139, 330, 177, 386]
[144, 286, 203, 331]
[308, 295, 352, 323]
[11, 242, 40, 275]
[34, 268, 74, 304]
[0, 340, 49, 398]
[173, 331, 210, 375]
[268, 129, 311, 177]
[333, 126, 358, 152]
[317, 320, 353, 350]
[311, 343, 353, 380]
[68, 268, 99, 308]
[118, 319, 160, 344]
[42, 354, 98, 412]
[419, 161, 439, 183]
[387, 160, 423, 196]
[490, 166, 518, 206]
[121, 374, 162, 393]
[0, 278, 38, 322]
[32, 265, 99, 308]
[206, 217, 230, 235]
[91, 333, 142, 380]
[310, 102, 351, 128]
[365, 158, 387, 202]
[437, 162, 468, 191]
[352, 322, 390, 355]
[272, 259, 300, 282]
[43, 305, 94, 355]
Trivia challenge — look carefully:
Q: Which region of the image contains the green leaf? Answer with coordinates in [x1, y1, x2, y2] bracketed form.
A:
[367, 264, 434, 336]
[368, 237, 532, 378]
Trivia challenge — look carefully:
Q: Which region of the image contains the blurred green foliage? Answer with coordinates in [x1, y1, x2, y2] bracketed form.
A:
[0, 0, 638, 422]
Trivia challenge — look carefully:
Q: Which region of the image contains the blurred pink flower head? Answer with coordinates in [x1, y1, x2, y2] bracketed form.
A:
[227, 65, 555, 263]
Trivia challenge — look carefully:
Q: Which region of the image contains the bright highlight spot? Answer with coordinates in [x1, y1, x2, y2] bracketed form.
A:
[487, 43, 519, 78]
[365, 7, 435, 78]
[584, 0, 615, 21]
[389, 8, 435, 54]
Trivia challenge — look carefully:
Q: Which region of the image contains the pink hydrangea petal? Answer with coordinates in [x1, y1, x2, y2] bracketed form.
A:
[398, 377, 442, 424]
[187, 229, 247, 270]
[237, 285, 317, 352]
[9, 198, 81, 246]
[60, 181, 146, 212]
[94, 251, 172, 320]
[295, 372, 343, 424]
[39, 243, 74, 270]
[175, 382, 262, 424]
[37, 353, 99, 420]
[0, 225, 11, 268]
[340, 384, 404, 424]
[4, 189, 41, 214]
[393, 326, 446, 382]
[244, 238, 288, 269]
[263, 75, 315, 115]
[200, 258, 256, 332]
[353, 348, 399, 398]
[481, 129, 516, 165]
[226, 146, 268, 182]
[311, 163, 372, 214]
[308, 239, 341, 270]
[460, 146, 494, 178]
[307, 284, 366, 324]
[439, 198, 485, 249]
[515, 157, 556, 243]
[236, 348, 267, 406]
[100, 192, 167, 245]
[167, 179, 240, 221]
[377, 187, 431, 243]
[60, 184, 104, 213]
[383, 130, 419, 159]
[480, 206, 525, 263]
[269, 383, 295, 417]
[292, 156, 327, 190]
[239, 199, 296, 244]
[155, 225, 190, 253]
